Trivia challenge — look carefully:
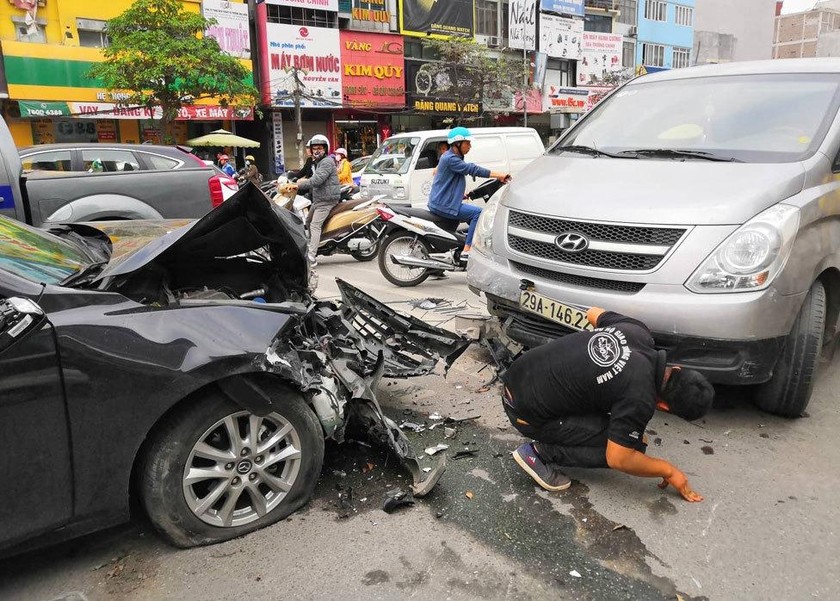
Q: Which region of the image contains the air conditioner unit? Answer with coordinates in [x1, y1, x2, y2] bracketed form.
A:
[486, 35, 500, 47]
[628, 26, 638, 38]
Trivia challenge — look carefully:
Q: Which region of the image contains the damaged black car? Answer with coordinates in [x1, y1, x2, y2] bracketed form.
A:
[0, 186, 468, 555]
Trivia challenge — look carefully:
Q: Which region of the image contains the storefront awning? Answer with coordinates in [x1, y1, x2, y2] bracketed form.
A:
[18, 101, 254, 120]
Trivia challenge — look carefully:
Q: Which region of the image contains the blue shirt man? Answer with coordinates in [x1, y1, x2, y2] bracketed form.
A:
[427, 127, 510, 260]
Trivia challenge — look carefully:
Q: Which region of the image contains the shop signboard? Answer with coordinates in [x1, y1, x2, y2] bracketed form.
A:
[400, 0, 474, 38]
[351, 0, 391, 24]
[96, 121, 118, 142]
[17, 101, 254, 120]
[203, 0, 251, 60]
[508, 0, 536, 51]
[578, 32, 623, 86]
[539, 14, 583, 60]
[340, 31, 405, 108]
[545, 85, 589, 113]
[539, 0, 584, 17]
[264, 0, 339, 10]
[272, 111, 285, 175]
[267, 24, 343, 109]
[405, 59, 481, 115]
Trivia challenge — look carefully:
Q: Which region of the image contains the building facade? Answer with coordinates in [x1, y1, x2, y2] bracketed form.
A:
[773, 1, 840, 59]
[636, 0, 695, 70]
[0, 0, 255, 148]
[693, 0, 776, 64]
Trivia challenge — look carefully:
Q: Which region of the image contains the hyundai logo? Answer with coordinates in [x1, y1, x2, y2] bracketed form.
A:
[555, 232, 589, 253]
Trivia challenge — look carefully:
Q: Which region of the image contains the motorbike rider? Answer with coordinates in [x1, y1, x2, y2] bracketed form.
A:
[288, 134, 341, 267]
[237, 155, 262, 185]
[334, 148, 354, 185]
[219, 154, 236, 177]
[427, 127, 510, 262]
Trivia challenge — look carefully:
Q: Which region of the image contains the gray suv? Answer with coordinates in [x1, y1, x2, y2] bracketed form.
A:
[467, 58, 840, 418]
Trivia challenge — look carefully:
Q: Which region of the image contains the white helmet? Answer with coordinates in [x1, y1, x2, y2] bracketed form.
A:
[307, 134, 330, 152]
[334, 147, 347, 158]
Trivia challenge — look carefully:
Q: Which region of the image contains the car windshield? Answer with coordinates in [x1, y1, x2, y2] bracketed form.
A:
[555, 73, 840, 163]
[0, 217, 91, 284]
[365, 137, 419, 174]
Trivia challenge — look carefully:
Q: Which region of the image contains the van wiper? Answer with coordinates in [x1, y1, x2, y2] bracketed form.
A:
[618, 148, 742, 162]
[60, 261, 108, 286]
[554, 145, 630, 159]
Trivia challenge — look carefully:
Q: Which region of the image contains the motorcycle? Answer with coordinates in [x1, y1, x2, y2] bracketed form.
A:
[273, 180, 386, 262]
[375, 178, 507, 287]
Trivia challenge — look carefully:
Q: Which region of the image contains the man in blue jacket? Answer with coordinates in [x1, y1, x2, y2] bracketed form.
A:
[428, 127, 510, 261]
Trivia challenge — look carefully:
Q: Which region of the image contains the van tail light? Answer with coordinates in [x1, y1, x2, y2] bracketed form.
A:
[208, 176, 225, 207]
[376, 207, 394, 221]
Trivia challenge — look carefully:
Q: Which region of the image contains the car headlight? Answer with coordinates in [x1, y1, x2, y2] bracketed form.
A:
[360, 185, 369, 199]
[686, 204, 799, 293]
[473, 191, 504, 255]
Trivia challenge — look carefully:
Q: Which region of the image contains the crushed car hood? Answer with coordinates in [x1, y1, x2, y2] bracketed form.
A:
[93, 184, 308, 286]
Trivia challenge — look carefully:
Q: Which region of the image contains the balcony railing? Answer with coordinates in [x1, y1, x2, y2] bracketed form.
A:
[585, 0, 619, 11]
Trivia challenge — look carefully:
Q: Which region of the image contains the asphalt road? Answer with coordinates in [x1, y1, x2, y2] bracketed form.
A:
[1, 255, 838, 601]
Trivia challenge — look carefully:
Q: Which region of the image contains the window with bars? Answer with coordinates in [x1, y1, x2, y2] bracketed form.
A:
[584, 14, 613, 33]
[476, 0, 499, 37]
[644, 0, 666, 22]
[266, 5, 337, 27]
[642, 42, 665, 66]
[672, 47, 690, 68]
[623, 40, 635, 68]
[675, 5, 693, 27]
[76, 18, 109, 48]
[616, 0, 637, 26]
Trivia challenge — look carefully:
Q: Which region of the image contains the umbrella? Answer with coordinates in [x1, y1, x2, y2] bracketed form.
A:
[186, 128, 260, 148]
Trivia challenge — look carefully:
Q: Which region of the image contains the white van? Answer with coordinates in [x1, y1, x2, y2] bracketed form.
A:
[359, 127, 544, 207]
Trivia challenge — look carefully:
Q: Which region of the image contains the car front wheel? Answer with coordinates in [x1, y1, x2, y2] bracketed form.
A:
[754, 280, 826, 417]
[141, 386, 324, 547]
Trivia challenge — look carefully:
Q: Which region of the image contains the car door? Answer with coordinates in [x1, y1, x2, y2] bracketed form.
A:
[0, 281, 73, 548]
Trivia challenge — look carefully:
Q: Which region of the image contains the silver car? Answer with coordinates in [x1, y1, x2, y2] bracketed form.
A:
[467, 58, 840, 418]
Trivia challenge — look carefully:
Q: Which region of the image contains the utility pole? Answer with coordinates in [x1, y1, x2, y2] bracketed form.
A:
[291, 66, 305, 168]
[523, 45, 528, 128]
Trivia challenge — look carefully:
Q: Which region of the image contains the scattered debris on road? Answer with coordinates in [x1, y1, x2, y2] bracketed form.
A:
[569, 570, 582, 578]
[465, 491, 475, 500]
[382, 488, 415, 514]
[425, 443, 450, 456]
[453, 449, 479, 460]
[701, 446, 715, 455]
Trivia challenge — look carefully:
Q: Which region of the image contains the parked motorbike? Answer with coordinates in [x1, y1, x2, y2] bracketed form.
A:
[273, 181, 386, 262]
[376, 179, 507, 287]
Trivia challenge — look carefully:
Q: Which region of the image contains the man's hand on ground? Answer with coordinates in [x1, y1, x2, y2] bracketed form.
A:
[658, 469, 704, 502]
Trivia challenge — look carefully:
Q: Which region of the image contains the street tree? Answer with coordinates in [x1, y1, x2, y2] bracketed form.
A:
[418, 36, 530, 125]
[88, 0, 257, 142]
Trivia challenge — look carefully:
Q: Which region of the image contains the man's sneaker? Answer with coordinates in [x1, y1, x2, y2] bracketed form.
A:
[512, 443, 571, 492]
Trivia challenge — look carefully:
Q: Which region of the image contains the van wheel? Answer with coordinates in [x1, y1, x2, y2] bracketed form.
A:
[754, 281, 826, 417]
[378, 232, 432, 287]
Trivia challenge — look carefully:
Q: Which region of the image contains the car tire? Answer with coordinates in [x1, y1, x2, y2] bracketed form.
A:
[140, 385, 324, 548]
[378, 232, 432, 287]
[754, 280, 826, 417]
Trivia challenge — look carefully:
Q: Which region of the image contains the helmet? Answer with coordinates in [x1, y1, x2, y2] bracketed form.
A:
[307, 134, 330, 152]
[245, 154, 255, 162]
[334, 147, 347, 158]
[447, 127, 473, 145]
[219, 154, 229, 161]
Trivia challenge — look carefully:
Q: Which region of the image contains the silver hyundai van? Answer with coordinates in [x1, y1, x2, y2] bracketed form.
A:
[467, 58, 840, 418]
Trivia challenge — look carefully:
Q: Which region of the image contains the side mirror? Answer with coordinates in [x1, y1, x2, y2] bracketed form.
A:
[0, 297, 48, 354]
[416, 157, 432, 170]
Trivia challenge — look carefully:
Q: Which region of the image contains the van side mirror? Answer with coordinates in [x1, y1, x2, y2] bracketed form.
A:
[416, 157, 431, 170]
[0, 297, 48, 354]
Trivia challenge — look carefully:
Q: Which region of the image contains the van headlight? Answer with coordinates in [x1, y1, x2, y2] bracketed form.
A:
[474, 193, 503, 255]
[394, 187, 406, 200]
[686, 205, 799, 293]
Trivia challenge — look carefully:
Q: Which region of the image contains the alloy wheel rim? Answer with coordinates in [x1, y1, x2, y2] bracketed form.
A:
[182, 411, 302, 528]
[385, 237, 427, 282]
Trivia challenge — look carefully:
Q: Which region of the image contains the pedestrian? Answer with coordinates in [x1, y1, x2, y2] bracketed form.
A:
[287, 134, 340, 267]
[334, 147, 353, 186]
[427, 127, 510, 263]
[237, 154, 262, 185]
[503, 307, 714, 502]
[218, 154, 236, 177]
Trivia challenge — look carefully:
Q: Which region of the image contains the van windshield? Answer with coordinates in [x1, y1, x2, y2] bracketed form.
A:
[554, 73, 840, 163]
[365, 137, 420, 174]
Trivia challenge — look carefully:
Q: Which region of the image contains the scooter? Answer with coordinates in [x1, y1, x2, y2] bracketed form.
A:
[273, 182, 386, 262]
[375, 179, 507, 287]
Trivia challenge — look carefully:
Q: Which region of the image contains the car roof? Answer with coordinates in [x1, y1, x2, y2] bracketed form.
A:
[635, 57, 840, 85]
[19, 143, 195, 156]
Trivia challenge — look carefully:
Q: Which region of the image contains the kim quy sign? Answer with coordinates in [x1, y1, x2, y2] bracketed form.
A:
[267, 24, 342, 109]
[203, 0, 250, 60]
[340, 32, 405, 108]
[540, 0, 584, 17]
[264, 0, 338, 10]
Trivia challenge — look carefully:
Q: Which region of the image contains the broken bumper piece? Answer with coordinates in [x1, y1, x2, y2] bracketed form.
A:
[263, 280, 469, 496]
